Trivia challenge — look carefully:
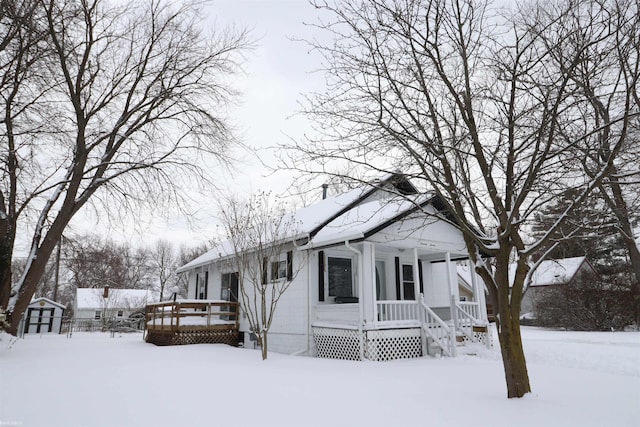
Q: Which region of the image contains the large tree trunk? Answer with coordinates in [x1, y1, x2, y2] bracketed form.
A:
[0, 214, 16, 311]
[496, 309, 531, 397]
[6, 211, 71, 335]
[0, 242, 12, 311]
[480, 243, 532, 398]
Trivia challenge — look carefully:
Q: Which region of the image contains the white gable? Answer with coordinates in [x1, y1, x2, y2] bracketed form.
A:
[29, 297, 66, 310]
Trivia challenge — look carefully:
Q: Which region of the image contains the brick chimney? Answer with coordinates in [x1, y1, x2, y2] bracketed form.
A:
[103, 285, 109, 298]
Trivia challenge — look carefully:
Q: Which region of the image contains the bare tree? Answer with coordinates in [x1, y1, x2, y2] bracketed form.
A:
[150, 239, 179, 302]
[219, 192, 305, 360]
[289, 0, 639, 397]
[174, 242, 209, 298]
[64, 234, 152, 290]
[0, 0, 250, 334]
[528, 0, 640, 322]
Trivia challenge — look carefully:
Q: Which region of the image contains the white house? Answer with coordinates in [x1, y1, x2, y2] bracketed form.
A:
[173, 174, 490, 360]
[75, 287, 150, 321]
[519, 256, 596, 319]
[21, 297, 66, 335]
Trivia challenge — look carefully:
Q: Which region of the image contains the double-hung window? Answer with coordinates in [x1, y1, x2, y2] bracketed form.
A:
[401, 264, 415, 300]
[195, 267, 208, 300]
[327, 256, 354, 299]
[266, 251, 293, 283]
[270, 259, 287, 281]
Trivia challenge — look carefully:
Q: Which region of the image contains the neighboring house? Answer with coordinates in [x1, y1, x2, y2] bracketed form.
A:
[75, 287, 149, 322]
[172, 174, 490, 361]
[520, 256, 597, 319]
[21, 298, 66, 335]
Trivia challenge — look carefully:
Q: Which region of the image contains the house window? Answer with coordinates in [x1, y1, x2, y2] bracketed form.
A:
[221, 272, 239, 303]
[94, 310, 101, 320]
[270, 259, 287, 281]
[327, 256, 354, 298]
[196, 269, 208, 300]
[402, 264, 415, 300]
[117, 310, 124, 317]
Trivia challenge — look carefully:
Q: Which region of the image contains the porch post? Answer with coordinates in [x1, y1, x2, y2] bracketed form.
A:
[412, 248, 421, 302]
[445, 252, 458, 332]
[470, 260, 487, 322]
[362, 242, 377, 325]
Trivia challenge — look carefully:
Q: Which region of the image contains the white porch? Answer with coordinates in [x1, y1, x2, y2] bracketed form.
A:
[310, 241, 490, 361]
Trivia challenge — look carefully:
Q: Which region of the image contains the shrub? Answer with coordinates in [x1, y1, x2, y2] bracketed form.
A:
[533, 272, 636, 331]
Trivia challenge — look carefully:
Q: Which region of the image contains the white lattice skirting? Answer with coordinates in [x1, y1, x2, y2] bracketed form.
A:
[313, 327, 422, 362]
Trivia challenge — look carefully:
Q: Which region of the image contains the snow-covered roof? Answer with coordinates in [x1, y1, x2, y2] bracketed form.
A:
[526, 256, 588, 287]
[177, 175, 433, 273]
[176, 186, 374, 273]
[306, 194, 429, 248]
[75, 288, 150, 310]
[29, 297, 66, 309]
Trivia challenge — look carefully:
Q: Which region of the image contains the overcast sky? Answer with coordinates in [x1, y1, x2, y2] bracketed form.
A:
[58, 0, 327, 252]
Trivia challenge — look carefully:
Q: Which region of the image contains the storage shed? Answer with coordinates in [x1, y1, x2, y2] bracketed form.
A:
[23, 298, 66, 334]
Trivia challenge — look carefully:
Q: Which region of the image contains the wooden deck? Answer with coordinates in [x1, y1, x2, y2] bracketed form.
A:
[145, 300, 240, 346]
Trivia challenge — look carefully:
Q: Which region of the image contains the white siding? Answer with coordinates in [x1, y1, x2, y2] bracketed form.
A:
[24, 299, 65, 334]
[423, 262, 452, 307]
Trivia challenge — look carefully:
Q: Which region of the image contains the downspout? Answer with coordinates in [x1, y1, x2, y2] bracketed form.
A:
[307, 249, 312, 356]
[291, 237, 312, 357]
[345, 240, 365, 360]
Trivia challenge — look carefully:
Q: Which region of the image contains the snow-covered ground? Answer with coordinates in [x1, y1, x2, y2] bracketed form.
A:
[1, 327, 638, 427]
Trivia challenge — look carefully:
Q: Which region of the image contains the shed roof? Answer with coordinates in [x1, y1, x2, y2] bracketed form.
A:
[29, 297, 66, 310]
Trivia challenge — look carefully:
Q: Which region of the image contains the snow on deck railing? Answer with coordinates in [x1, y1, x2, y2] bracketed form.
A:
[145, 300, 239, 331]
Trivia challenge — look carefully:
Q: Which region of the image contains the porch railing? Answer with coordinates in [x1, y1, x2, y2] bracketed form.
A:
[453, 302, 479, 343]
[376, 300, 419, 322]
[418, 295, 454, 357]
[458, 301, 481, 320]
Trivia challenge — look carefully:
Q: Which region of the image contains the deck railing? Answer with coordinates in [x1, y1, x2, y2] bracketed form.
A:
[145, 300, 239, 332]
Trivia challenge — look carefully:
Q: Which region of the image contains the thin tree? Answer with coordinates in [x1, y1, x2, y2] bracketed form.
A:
[0, 0, 250, 334]
[219, 193, 304, 360]
[289, 0, 638, 397]
[150, 239, 179, 302]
